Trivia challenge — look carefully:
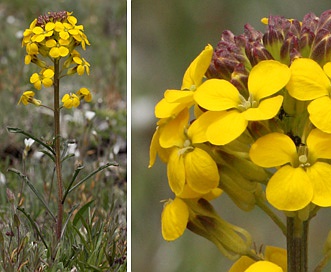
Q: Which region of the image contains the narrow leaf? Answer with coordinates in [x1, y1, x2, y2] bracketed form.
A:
[8, 168, 56, 221]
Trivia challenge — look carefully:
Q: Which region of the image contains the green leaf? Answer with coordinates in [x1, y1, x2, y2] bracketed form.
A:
[17, 207, 48, 250]
[62, 165, 84, 204]
[8, 168, 56, 221]
[68, 162, 118, 194]
[7, 126, 55, 155]
[73, 200, 95, 227]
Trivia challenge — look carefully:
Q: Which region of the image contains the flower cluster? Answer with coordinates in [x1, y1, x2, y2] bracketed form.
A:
[19, 11, 91, 108]
[150, 9, 331, 268]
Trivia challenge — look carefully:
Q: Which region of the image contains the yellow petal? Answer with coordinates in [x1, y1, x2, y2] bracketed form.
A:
[30, 73, 39, 84]
[206, 110, 247, 145]
[243, 95, 283, 121]
[194, 79, 240, 111]
[308, 96, 331, 133]
[43, 69, 54, 78]
[249, 133, 297, 168]
[149, 129, 159, 168]
[307, 162, 331, 207]
[229, 256, 255, 272]
[45, 22, 55, 31]
[181, 44, 213, 90]
[184, 148, 219, 194]
[49, 47, 60, 58]
[248, 60, 290, 101]
[177, 184, 222, 199]
[245, 261, 283, 272]
[59, 46, 69, 57]
[203, 187, 223, 201]
[42, 78, 53, 87]
[307, 128, 331, 162]
[161, 198, 189, 241]
[323, 62, 331, 78]
[149, 128, 173, 167]
[164, 89, 194, 104]
[265, 246, 287, 271]
[155, 98, 184, 119]
[187, 115, 209, 144]
[266, 165, 313, 211]
[46, 39, 57, 48]
[286, 58, 330, 101]
[167, 150, 185, 195]
[77, 65, 85, 75]
[159, 109, 188, 148]
[32, 26, 43, 34]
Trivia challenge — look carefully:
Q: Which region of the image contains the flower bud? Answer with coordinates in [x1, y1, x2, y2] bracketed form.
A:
[219, 166, 259, 211]
[185, 198, 252, 259]
[310, 29, 331, 65]
[207, 30, 249, 80]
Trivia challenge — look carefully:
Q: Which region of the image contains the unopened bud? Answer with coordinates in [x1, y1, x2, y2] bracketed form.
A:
[185, 198, 252, 260]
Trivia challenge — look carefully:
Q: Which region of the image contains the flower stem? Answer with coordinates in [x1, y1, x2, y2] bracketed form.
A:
[287, 216, 308, 272]
[54, 58, 63, 241]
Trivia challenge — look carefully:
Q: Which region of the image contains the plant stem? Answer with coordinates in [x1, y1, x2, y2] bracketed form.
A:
[54, 59, 63, 241]
[287, 216, 308, 272]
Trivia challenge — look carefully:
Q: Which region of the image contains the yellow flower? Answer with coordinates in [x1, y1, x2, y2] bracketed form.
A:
[45, 38, 70, 58]
[62, 93, 80, 108]
[155, 44, 213, 119]
[193, 60, 291, 145]
[30, 68, 54, 90]
[71, 27, 90, 50]
[161, 198, 189, 241]
[229, 246, 286, 272]
[31, 22, 55, 43]
[73, 56, 90, 75]
[249, 129, 331, 211]
[156, 109, 219, 196]
[161, 189, 222, 241]
[54, 21, 79, 40]
[286, 58, 331, 133]
[18, 91, 41, 106]
[76, 87, 92, 102]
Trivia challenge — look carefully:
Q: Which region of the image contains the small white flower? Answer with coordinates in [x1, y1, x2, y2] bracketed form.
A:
[24, 138, 35, 149]
[0, 172, 6, 185]
[85, 110, 96, 121]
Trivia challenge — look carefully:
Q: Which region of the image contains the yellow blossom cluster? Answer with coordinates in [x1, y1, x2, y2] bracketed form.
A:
[19, 11, 92, 108]
[150, 9, 331, 270]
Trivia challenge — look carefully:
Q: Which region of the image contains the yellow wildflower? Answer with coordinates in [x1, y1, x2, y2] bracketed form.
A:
[73, 56, 90, 75]
[193, 60, 291, 145]
[286, 58, 331, 133]
[31, 22, 55, 43]
[18, 91, 41, 106]
[155, 44, 213, 119]
[153, 109, 219, 196]
[45, 38, 70, 58]
[76, 87, 92, 102]
[30, 68, 54, 90]
[54, 21, 79, 40]
[249, 129, 331, 211]
[61, 93, 80, 109]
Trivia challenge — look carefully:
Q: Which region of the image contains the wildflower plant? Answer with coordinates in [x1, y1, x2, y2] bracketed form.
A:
[5, 10, 117, 266]
[150, 10, 331, 272]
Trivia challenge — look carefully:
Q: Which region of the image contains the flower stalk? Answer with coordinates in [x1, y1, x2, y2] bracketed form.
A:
[53, 58, 63, 241]
[287, 217, 309, 272]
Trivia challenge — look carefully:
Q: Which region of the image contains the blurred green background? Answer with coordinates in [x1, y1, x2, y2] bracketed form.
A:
[132, 1, 331, 271]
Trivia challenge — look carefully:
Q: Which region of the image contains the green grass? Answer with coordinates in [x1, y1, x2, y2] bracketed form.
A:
[0, 0, 127, 270]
